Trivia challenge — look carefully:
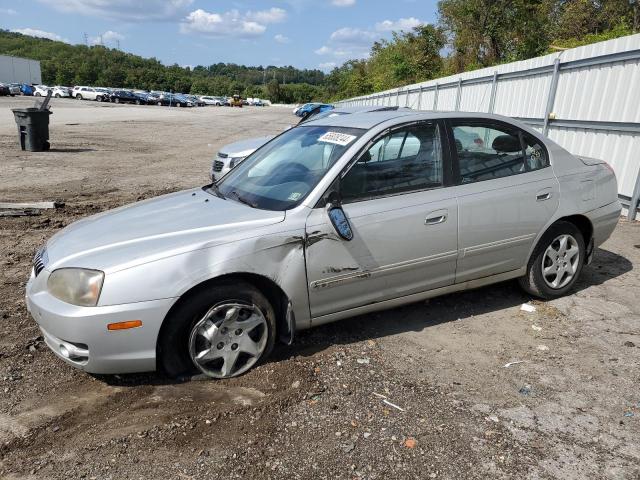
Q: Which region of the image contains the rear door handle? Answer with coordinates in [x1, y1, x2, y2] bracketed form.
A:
[425, 210, 448, 225]
[536, 189, 553, 201]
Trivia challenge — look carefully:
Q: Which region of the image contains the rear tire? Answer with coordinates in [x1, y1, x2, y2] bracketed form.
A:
[35, 92, 41, 97]
[76, 94, 82, 100]
[96, 96, 103, 102]
[518, 221, 585, 299]
[54, 93, 60, 98]
[159, 282, 277, 379]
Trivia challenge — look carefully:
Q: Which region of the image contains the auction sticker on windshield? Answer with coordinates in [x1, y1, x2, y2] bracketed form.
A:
[318, 131, 357, 146]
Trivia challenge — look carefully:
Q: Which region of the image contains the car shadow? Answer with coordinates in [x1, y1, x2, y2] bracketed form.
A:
[48, 148, 95, 153]
[95, 248, 632, 387]
[271, 247, 633, 362]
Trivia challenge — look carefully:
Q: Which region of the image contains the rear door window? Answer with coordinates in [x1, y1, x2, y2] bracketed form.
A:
[451, 122, 548, 184]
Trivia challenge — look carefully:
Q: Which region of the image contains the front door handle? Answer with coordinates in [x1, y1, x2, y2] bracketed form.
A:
[425, 213, 447, 225]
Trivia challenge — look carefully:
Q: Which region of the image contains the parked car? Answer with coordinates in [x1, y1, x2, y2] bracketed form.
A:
[185, 95, 205, 107]
[72, 86, 109, 102]
[110, 90, 140, 104]
[25, 110, 621, 379]
[33, 85, 50, 97]
[210, 106, 403, 181]
[173, 94, 194, 107]
[20, 84, 34, 96]
[0, 83, 11, 96]
[199, 96, 222, 106]
[51, 86, 72, 98]
[8, 83, 21, 95]
[297, 103, 333, 118]
[211, 135, 275, 181]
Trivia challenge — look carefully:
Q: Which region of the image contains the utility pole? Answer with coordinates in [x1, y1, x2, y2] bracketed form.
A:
[116, 39, 120, 50]
[83, 32, 88, 47]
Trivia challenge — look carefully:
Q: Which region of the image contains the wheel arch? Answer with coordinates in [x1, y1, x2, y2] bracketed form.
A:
[527, 214, 594, 267]
[157, 272, 291, 355]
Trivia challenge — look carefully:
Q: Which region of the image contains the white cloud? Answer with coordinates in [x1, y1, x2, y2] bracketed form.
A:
[37, 0, 194, 21]
[0, 8, 17, 15]
[319, 62, 337, 71]
[274, 34, 290, 44]
[246, 7, 287, 24]
[331, 0, 356, 6]
[180, 9, 261, 38]
[315, 16, 427, 62]
[329, 27, 378, 46]
[375, 17, 424, 32]
[10, 28, 69, 43]
[89, 30, 125, 46]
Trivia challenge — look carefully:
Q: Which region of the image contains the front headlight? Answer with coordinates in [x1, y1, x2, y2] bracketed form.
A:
[48, 268, 104, 307]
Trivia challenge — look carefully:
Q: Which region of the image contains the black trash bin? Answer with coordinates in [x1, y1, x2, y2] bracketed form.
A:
[11, 108, 52, 152]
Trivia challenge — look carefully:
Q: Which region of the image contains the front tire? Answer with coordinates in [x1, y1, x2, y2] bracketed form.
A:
[159, 282, 277, 379]
[519, 221, 585, 299]
[76, 94, 82, 100]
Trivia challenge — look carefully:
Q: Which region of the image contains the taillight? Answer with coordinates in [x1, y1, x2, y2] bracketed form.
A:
[603, 162, 616, 177]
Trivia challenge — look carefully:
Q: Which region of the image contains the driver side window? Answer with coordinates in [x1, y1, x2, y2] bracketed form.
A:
[341, 123, 443, 202]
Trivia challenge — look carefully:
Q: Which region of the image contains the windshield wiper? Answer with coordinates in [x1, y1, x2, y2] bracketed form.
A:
[228, 190, 257, 208]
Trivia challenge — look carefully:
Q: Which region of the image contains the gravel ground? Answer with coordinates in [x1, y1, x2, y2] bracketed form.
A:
[0, 97, 639, 479]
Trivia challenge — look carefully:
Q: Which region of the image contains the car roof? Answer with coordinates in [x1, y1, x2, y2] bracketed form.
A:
[301, 110, 526, 130]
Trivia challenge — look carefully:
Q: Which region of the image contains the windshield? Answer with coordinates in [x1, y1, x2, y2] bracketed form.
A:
[213, 125, 365, 210]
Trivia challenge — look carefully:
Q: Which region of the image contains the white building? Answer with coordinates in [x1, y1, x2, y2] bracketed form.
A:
[0, 55, 42, 84]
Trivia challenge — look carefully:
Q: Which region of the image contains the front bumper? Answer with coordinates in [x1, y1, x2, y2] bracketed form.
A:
[26, 271, 176, 374]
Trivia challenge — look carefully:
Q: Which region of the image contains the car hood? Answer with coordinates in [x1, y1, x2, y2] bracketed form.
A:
[45, 188, 285, 273]
[220, 136, 274, 157]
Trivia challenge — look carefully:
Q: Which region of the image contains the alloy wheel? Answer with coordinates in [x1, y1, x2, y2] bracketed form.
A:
[541, 234, 580, 289]
[188, 302, 268, 378]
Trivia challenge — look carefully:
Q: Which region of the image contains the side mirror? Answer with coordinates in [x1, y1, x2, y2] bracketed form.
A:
[327, 204, 353, 241]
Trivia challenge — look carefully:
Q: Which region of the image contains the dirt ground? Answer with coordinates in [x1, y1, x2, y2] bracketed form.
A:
[0, 97, 639, 479]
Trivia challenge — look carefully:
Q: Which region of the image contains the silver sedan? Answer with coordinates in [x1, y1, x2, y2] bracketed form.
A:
[26, 111, 621, 379]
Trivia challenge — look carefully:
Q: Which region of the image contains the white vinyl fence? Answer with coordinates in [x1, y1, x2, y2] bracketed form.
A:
[336, 34, 640, 220]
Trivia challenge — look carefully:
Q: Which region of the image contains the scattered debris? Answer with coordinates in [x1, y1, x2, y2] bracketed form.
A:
[0, 209, 41, 217]
[0, 201, 63, 210]
[372, 392, 387, 399]
[504, 360, 524, 368]
[342, 442, 355, 453]
[382, 399, 405, 412]
[531, 324, 542, 331]
[518, 385, 532, 396]
[404, 438, 417, 448]
[487, 415, 500, 423]
[624, 341, 636, 348]
[537, 345, 549, 351]
[623, 412, 634, 417]
[356, 358, 370, 365]
[520, 303, 536, 313]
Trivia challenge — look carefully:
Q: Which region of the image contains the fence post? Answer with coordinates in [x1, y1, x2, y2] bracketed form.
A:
[417, 86, 423, 110]
[396, 89, 400, 107]
[629, 170, 640, 221]
[488, 71, 498, 113]
[455, 78, 462, 111]
[433, 84, 439, 111]
[543, 57, 561, 136]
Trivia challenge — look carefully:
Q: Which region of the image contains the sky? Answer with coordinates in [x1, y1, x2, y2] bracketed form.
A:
[0, 0, 439, 71]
